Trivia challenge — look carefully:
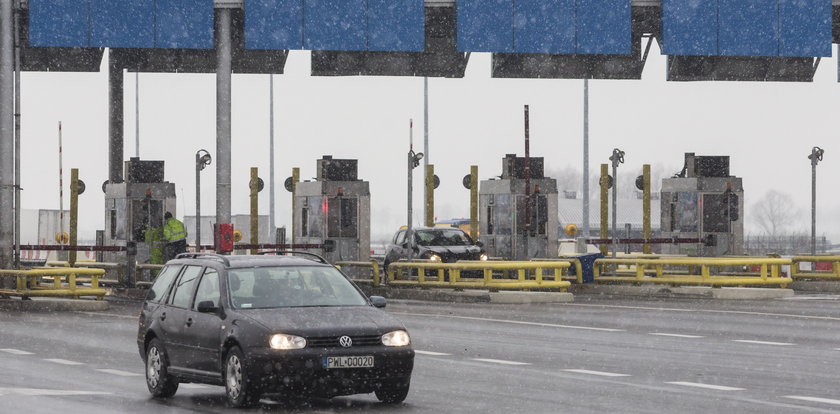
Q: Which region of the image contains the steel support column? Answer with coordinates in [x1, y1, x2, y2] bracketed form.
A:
[216, 9, 232, 229]
[0, 0, 13, 276]
[108, 56, 123, 183]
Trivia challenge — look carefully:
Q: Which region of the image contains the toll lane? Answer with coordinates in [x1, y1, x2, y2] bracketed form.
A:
[1, 296, 839, 413]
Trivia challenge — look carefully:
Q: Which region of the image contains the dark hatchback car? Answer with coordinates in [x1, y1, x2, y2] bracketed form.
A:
[137, 252, 414, 408]
[384, 227, 487, 269]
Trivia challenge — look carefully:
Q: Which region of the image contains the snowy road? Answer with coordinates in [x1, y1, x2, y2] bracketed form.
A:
[1, 295, 840, 413]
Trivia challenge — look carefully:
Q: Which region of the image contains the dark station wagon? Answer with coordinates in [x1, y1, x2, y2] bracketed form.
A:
[137, 252, 414, 408]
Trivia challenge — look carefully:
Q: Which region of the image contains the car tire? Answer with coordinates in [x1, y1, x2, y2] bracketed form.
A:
[145, 338, 179, 398]
[224, 346, 261, 408]
[375, 380, 410, 404]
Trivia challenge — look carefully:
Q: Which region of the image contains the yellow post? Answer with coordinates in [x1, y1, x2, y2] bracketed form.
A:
[250, 167, 259, 255]
[425, 164, 434, 227]
[643, 164, 651, 254]
[470, 165, 478, 240]
[291, 167, 299, 247]
[69, 169, 79, 266]
[600, 164, 609, 256]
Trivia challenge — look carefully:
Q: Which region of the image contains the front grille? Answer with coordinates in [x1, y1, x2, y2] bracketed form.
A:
[306, 334, 381, 348]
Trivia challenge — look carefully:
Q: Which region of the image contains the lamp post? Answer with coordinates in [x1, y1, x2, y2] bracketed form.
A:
[609, 148, 625, 257]
[808, 146, 824, 256]
[195, 149, 212, 251]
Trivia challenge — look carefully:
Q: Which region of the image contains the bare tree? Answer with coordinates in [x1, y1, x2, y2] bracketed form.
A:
[750, 190, 802, 237]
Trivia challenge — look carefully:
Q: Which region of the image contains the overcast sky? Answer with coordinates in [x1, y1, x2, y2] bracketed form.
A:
[19, 43, 840, 243]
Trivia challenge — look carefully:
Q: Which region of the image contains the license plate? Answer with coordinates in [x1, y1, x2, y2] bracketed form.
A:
[323, 356, 374, 369]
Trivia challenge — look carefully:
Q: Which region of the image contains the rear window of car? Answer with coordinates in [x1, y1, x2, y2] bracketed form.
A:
[145, 265, 181, 303]
[228, 266, 367, 309]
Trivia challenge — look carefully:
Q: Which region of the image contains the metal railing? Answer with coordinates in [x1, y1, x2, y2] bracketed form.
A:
[791, 256, 840, 280]
[387, 261, 572, 291]
[0, 268, 107, 300]
[335, 260, 382, 287]
[594, 257, 792, 287]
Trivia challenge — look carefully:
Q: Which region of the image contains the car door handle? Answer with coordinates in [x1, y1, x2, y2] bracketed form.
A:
[159, 312, 166, 321]
[185, 318, 193, 327]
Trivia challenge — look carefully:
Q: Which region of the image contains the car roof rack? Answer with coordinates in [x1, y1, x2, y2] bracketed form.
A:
[174, 252, 231, 266]
[256, 250, 329, 264]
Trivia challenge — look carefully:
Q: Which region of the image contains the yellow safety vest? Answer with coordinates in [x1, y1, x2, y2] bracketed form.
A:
[164, 218, 188, 242]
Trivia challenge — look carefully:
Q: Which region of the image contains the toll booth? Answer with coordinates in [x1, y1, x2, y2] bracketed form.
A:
[479, 154, 559, 260]
[294, 156, 370, 263]
[103, 158, 177, 265]
[660, 153, 744, 256]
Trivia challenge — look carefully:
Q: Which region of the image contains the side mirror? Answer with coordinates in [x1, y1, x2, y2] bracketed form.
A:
[401, 242, 409, 249]
[196, 300, 218, 313]
[370, 296, 387, 308]
[475, 240, 484, 248]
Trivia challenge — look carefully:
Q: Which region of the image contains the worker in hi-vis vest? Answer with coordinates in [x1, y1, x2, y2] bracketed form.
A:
[163, 212, 188, 261]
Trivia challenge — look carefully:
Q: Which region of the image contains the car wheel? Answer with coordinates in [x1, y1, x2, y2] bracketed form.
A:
[375, 380, 410, 404]
[145, 338, 179, 398]
[224, 346, 260, 408]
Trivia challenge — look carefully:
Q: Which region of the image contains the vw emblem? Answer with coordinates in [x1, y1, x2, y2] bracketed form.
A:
[339, 336, 353, 348]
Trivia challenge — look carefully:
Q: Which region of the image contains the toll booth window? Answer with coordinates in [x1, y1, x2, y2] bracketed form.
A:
[169, 265, 202, 309]
[494, 195, 512, 235]
[534, 195, 548, 235]
[678, 192, 698, 232]
[486, 206, 494, 235]
[702, 194, 730, 233]
[328, 197, 358, 238]
[308, 196, 324, 237]
[301, 208, 308, 236]
[192, 269, 220, 310]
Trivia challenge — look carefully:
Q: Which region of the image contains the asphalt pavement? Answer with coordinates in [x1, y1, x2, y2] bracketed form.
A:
[2, 294, 840, 413]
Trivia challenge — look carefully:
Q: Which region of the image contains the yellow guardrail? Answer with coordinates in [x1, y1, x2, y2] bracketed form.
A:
[387, 261, 572, 291]
[335, 260, 382, 287]
[0, 268, 107, 300]
[594, 257, 792, 287]
[791, 256, 840, 280]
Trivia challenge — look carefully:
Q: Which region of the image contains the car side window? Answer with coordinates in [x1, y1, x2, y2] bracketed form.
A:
[193, 269, 220, 310]
[146, 265, 182, 303]
[395, 230, 406, 245]
[169, 265, 203, 309]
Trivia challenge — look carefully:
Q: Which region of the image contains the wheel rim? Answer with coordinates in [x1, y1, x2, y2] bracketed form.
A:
[226, 354, 242, 400]
[147, 346, 161, 388]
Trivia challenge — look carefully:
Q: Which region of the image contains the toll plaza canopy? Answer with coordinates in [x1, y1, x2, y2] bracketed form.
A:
[21, 0, 839, 81]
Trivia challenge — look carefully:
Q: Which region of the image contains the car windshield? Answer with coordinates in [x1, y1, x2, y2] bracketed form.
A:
[414, 229, 474, 247]
[227, 266, 368, 309]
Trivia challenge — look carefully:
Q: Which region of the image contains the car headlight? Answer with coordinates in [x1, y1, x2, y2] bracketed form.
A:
[480, 253, 489, 261]
[381, 330, 411, 347]
[427, 253, 442, 262]
[269, 333, 306, 350]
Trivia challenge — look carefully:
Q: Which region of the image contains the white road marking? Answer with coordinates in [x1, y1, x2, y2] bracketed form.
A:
[96, 369, 142, 377]
[43, 358, 84, 366]
[396, 312, 624, 332]
[471, 358, 531, 366]
[666, 381, 744, 391]
[567, 303, 840, 322]
[415, 350, 452, 356]
[0, 348, 34, 355]
[0, 387, 112, 396]
[733, 340, 794, 346]
[649, 333, 704, 338]
[784, 396, 840, 406]
[563, 369, 630, 377]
